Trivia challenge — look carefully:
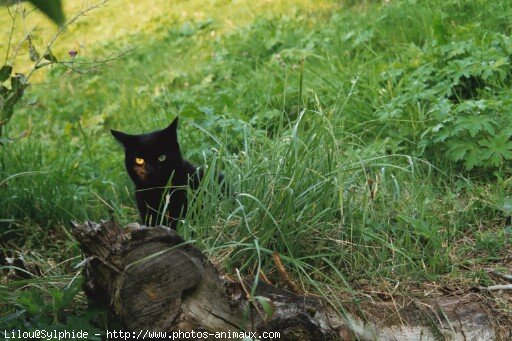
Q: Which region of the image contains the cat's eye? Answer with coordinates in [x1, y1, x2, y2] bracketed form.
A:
[158, 155, 167, 162]
[135, 157, 144, 165]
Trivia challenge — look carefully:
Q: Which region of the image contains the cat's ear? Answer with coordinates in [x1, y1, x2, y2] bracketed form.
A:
[162, 117, 179, 141]
[167, 117, 178, 133]
[110, 129, 135, 148]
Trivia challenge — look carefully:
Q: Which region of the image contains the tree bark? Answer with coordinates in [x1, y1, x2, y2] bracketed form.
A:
[71, 221, 508, 340]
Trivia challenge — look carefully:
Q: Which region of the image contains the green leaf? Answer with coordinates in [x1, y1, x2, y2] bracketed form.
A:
[446, 139, 486, 170]
[16, 289, 47, 315]
[28, 36, 40, 62]
[65, 313, 103, 339]
[398, 215, 432, 238]
[1, 83, 25, 122]
[50, 289, 64, 310]
[49, 280, 82, 313]
[465, 149, 483, 170]
[0, 65, 12, 82]
[28, 0, 65, 26]
[254, 296, 275, 319]
[61, 277, 83, 307]
[478, 131, 512, 166]
[43, 51, 58, 63]
[180, 105, 207, 119]
[447, 141, 471, 161]
[453, 115, 496, 137]
[10, 74, 27, 93]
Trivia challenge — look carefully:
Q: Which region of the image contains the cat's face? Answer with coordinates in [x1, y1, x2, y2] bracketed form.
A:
[111, 117, 182, 188]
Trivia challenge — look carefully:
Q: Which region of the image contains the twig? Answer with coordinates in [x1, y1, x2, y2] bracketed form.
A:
[51, 48, 134, 74]
[4, 4, 17, 64]
[489, 269, 512, 282]
[271, 252, 302, 294]
[478, 284, 512, 291]
[235, 268, 251, 300]
[235, 268, 265, 320]
[9, 28, 31, 64]
[258, 268, 272, 285]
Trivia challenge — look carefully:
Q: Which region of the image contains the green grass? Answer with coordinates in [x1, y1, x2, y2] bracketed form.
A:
[1, 0, 512, 333]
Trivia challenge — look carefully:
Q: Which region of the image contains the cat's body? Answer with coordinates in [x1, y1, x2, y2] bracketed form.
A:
[133, 158, 201, 228]
[111, 117, 206, 229]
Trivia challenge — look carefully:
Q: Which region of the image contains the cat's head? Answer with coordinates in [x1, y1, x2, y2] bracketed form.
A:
[110, 117, 183, 188]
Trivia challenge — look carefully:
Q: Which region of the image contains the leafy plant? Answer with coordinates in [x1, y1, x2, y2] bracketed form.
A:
[0, 0, 127, 141]
[1, 276, 106, 338]
[0, 67, 27, 141]
[378, 33, 512, 170]
[0, 1, 64, 138]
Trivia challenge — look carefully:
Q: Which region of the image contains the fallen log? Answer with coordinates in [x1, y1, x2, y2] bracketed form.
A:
[71, 221, 507, 340]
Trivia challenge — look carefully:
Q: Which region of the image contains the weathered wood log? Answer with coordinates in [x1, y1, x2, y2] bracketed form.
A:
[71, 221, 508, 340]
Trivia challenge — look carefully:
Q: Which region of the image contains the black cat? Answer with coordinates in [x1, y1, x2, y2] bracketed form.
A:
[111, 117, 207, 229]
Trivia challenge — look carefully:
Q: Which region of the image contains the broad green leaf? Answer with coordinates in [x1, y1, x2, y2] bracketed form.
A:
[61, 277, 83, 307]
[0, 65, 12, 82]
[1, 88, 25, 121]
[43, 51, 58, 63]
[449, 148, 467, 162]
[254, 296, 275, 319]
[28, 0, 65, 26]
[50, 289, 64, 310]
[478, 132, 512, 166]
[491, 57, 508, 70]
[16, 289, 47, 315]
[10, 74, 27, 93]
[453, 115, 496, 137]
[447, 141, 471, 161]
[465, 149, 483, 170]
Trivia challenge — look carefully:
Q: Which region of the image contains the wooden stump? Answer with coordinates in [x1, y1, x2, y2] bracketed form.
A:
[71, 221, 507, 340]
